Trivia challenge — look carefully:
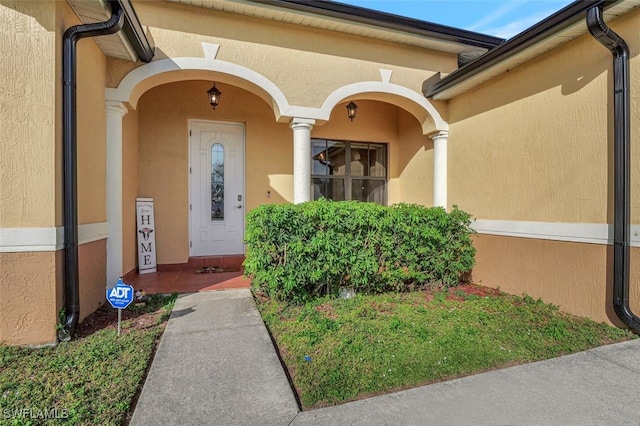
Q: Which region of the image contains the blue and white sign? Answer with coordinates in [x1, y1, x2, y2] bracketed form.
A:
[106, 278, 134, 309]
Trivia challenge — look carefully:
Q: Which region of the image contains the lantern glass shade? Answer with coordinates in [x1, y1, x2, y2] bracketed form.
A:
[207, 83, 222, 109]
[346, 101, 358, 121]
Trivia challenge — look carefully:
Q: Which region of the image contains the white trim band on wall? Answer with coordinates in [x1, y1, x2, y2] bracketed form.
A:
[472, 219, 640, 247]
[0, 222, 109, 253]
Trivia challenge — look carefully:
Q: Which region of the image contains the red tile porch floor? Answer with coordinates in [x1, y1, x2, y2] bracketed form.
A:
[126, 255, 251, 295]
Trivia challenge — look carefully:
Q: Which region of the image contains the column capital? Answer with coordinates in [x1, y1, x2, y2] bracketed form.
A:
[289, 117, 316, 129]
[105, 101, 128, 117]
[429, 130, 448, 140]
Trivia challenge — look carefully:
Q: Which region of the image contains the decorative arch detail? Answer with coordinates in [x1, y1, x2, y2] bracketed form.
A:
[320, 81, 447, 133]
[105, 56, 291, 119]
[105, 42, 447, 133]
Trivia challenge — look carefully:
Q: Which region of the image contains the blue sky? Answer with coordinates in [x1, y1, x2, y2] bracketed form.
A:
[343, 0, 575, 39]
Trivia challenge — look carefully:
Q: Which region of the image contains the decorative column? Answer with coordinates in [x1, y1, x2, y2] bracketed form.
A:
[290, 118, 315, 204]
[431, 130, 448, 209]
[106, 101, 128, 286]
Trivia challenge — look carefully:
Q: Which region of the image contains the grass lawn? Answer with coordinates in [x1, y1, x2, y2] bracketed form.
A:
[0, 293, 176, 425]
[256, 284, 636, 409]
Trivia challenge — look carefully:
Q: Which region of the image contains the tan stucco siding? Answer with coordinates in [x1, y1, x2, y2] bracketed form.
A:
[78, 239, 107, 320]
[76, 35, 108, 225]
[0, 1, 107, 228]
[0, 2, 57, 228]
[446, 10, 640, 328]
[391, 109, 434, 205]
[0, 250, 62, 346]
[0, 241, 104, 346]
[123, 108, 140, 275]
[472, 234, 640, 326]
[448, 9, 640, 225]
[113, 1, 457, 109]
[448, 33, 609, 223]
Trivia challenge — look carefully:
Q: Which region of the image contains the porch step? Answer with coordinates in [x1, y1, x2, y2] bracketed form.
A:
[158, 255, 245, 272]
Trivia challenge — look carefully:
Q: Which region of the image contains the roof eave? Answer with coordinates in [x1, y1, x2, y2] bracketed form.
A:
[249, 0, 505, 50]
[113, 0, 154, 62]
[424, 0, 618, 100]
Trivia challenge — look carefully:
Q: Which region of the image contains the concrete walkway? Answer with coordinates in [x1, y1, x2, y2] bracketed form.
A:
[130, 290, 298, 425]
[131, 290, 640, 426]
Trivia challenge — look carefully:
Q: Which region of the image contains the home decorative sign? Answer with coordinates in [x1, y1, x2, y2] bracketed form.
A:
[136, 198, 157, 274]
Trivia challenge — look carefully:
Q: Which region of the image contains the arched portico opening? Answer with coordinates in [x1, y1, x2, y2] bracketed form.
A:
[105, 48, 449, 283]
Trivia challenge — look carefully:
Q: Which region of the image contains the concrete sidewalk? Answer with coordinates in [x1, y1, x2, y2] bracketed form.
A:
[130, 290, 298, 425]
[131, 290, 640, 426]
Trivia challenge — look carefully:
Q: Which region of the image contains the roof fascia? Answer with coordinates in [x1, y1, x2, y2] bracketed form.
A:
[248, 0, 505, 50]
[424, 0, 618, 99]
[113, 0, 154, 62]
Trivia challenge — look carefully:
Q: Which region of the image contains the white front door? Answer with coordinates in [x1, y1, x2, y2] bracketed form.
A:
[189, 120, 245, 256]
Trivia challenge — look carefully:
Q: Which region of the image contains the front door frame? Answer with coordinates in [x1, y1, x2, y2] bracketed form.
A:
[188, 119, 246, 257]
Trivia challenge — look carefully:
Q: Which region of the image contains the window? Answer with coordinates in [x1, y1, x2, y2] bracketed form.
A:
[211, 143, 224, 220]
[311, 139, 387, 204]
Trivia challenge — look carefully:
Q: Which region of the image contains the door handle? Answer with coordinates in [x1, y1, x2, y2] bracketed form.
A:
[237, 204, 243, 209]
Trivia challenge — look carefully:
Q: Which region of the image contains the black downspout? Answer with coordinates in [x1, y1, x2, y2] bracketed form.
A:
[59, 5, 125, 342]
[587, 6, 640, 332]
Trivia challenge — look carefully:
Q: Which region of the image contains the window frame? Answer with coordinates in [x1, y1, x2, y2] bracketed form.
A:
[311, 138, 388, 205]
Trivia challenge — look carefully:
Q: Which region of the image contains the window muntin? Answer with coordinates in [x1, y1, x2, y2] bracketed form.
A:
[311, 139, 387, 204]
[211, 143, 224, 220]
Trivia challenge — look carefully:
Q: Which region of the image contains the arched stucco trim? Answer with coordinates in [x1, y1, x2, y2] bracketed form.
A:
[320, 82, 448, 134]
[105, 57, 292, 119]
[105, 55, 447, 133]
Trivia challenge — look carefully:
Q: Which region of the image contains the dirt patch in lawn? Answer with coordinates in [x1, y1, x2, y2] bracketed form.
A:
[445, 283, 502, 301]
[75, 302, 166, 339]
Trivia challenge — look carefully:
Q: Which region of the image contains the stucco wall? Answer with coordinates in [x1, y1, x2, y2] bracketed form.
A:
[0, 251, 62, 346]
[391, 109, 434, 205]
[447, 10, 640, 324]
[76, 30, 108, 225]
[78, 239, 107, 320]
[0, 2, 109, 345]
[473, 235, 640, 326]
[448, 10, 640, 224]
[112, 0, 457, 110]
[1, 0, 107, 228]
[0, 1, 57, 228]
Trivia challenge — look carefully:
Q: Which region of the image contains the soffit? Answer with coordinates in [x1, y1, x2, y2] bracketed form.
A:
[165, 0, 489, 57]
[66, 0, 138, 61]
[431, 0, 640, 100]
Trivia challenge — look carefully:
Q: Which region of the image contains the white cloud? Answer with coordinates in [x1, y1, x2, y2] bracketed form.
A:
[481, 10, 555, 39]
[467, 0, 528, 32]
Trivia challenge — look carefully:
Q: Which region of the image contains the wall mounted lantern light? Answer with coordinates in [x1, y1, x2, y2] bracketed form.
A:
[346, 101, 358, 121]
[207, 83, 222, 109]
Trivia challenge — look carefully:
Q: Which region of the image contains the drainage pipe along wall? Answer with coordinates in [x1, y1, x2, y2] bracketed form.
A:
[60, 5, 126, 342]
[587, 5, 640, 332]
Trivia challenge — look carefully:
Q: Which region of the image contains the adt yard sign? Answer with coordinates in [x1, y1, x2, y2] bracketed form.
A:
[107, 278, 134, 309]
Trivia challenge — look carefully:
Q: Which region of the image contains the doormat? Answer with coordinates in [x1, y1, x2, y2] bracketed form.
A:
[194, 266, 241, 274]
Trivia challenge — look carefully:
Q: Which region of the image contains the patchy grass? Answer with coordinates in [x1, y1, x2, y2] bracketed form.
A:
[256, 285, 635, 409]
[0, 293, 176, 425]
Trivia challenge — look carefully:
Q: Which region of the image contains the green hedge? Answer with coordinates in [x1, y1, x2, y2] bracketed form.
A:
[244, 200, 476, 303]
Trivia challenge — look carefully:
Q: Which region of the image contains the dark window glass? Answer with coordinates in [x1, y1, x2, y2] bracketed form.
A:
[311, 139, 387, 204]
[211, 143, 224, 220]
[312, 178, 345, 201]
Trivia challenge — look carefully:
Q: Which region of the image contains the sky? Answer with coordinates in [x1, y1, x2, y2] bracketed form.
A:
[342, 0, 576, 39]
